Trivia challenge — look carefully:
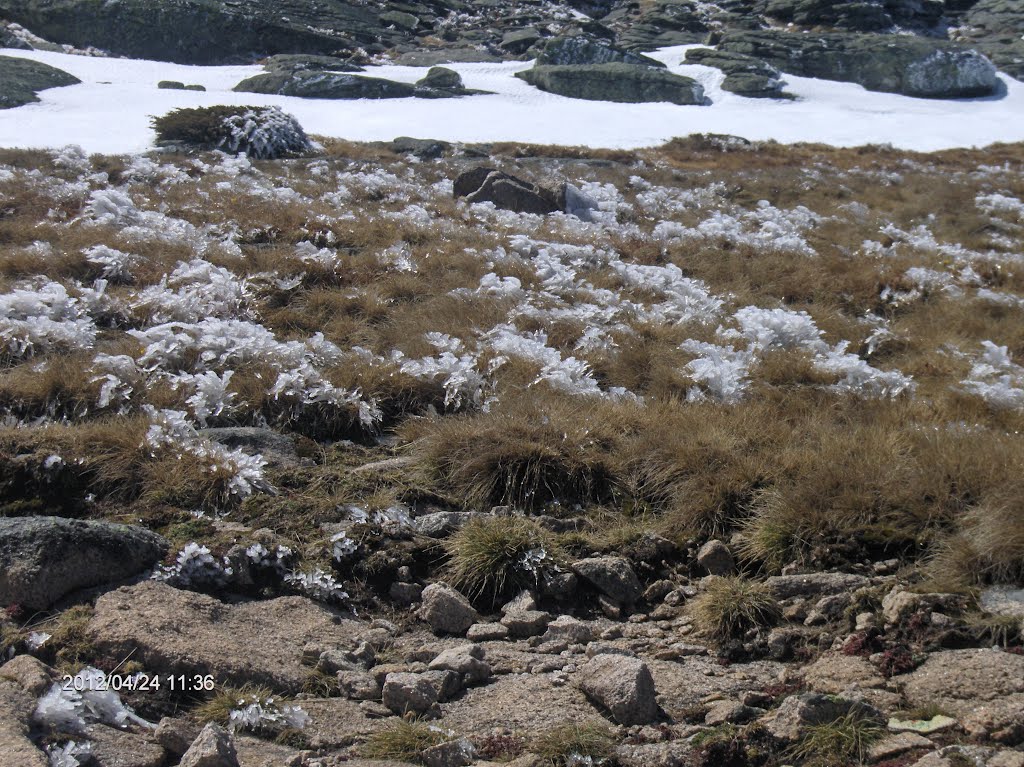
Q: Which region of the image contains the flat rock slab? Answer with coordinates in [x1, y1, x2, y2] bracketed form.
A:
[646, 656, 784, 721]
[0, 680, 46, 767]
[89, 581, 364, 692]
[0, 516, 168, 611]
[902, 649, 1024, 742]
[440, 672, 595, 733]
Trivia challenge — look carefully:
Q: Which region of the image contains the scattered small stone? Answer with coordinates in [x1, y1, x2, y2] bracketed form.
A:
[421, 737, 476, 767]
[705, 700, 761, 725]
[418, 583, 479, 636]
[0, 655, 54, 697]
[389, 581, 423, 606]
[578, 654, 659, 725]
[382, 672, 440, 715]
[572, 556, 643, 604]
[696, 540, 735, 576]
[428, 645, 491, 685]
[178, 723, 239, 767]
[467, 622, 510, 642]
[502, 609, 552, 638]
[155, 716, 200, 757]
[336, 670, 382, 701]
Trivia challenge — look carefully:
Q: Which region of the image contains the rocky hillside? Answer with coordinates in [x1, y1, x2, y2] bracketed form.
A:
[0, 0, 1021, 97]
[0, 134, 1022, 766]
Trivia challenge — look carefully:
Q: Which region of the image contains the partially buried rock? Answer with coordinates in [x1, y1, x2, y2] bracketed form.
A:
[0, 55, 79, 109]
[515, 62, 705, 105]
[0, 516, 168, 611]
[453, 167, 563, 215]
[578, 654, 658, 725]
[235, 70, 418, 99]
[416, 66, 463, 90]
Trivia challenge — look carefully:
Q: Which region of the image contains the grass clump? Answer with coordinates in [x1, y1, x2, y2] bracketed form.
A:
[360, 719, 453, 763]
[444, 515, 561, 607]
[533, 721, 615, 766]
[964, 611, 1023, 648]
[152, 105, 311, 158]
[45, 605, 97, 672]
[691, 576, 781, 642]
[787, 710, 885, 767]
[194, 683, 275, 726]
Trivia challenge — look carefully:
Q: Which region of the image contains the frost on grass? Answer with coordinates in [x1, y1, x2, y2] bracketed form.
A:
[960, 341, 1024, 410]
[0, 281, 97, 358]
[283, 569, 349, 605]
[655, 200, 821, 256]
[683, 306, 914, 402]
[143, 407, 271, 499]
[228, 693, 310, 734]
[152, 542, 234, 589]
[34, 668, 153, 735]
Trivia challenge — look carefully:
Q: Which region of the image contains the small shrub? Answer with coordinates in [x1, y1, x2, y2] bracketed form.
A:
[787, 710, 884, 767]
[691, 576, 780, 642]
[534, 721, 614, 766]
[444, 515, 561, 607]
[360, 719, 452, 763]
[152, 106, 312, 159]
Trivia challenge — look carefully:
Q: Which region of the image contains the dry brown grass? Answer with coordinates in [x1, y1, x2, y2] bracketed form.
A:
[0, 139, 1022, 585]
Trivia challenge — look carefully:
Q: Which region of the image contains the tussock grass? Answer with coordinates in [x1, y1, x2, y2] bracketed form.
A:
[405, 394, 627, 511]
[787, 710, 885, 767]
[691, 577, 781, 642]
[533, 721, 615, 766]
[360, 719, 452, 763]
[444, 515, 562, 607]
[194, 683, 275, 725]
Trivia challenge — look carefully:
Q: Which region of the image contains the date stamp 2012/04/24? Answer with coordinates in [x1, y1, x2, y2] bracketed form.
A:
[61, 673, 216, 694]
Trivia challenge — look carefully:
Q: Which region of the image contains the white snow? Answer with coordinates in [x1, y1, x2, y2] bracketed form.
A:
[1, 45, 1023, 153]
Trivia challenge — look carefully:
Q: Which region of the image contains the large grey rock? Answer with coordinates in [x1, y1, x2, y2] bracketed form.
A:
[418, 583, 479, 635]
[0, 0, 388, 65]
[0, 55, 79, 109]
[717, 30, 999, 98]
[0, 516, 167, 610]
[88, 581, 364, 692]
[578, 654, 658, 725]
[536, 35, 665, 68]
[262, 54, 362, 75]
[572, 556, 643, 604]
[516, 62, 705, 105]
[179, 722, 239, 767]
[235, 70, 418, 99]
[0, 27, 31, 50]
[685, 47, 789, 99]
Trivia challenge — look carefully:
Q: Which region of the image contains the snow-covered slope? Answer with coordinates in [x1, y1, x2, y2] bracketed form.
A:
[1, 46, 1022, 153]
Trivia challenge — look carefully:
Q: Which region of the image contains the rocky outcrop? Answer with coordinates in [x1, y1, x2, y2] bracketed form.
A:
[758, 0, 945, 32]
[685, 47, 791, 98]
[716, 31, 999, 98]
[0, 516, 167, 610]
[962, 0, 1024, 80]
[235, 65, 482, 100]
[515, 62, 706, 105]
[0, 0, 387, 65]
[535, 35, 665, 68]
[0, 55, 79, 109]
